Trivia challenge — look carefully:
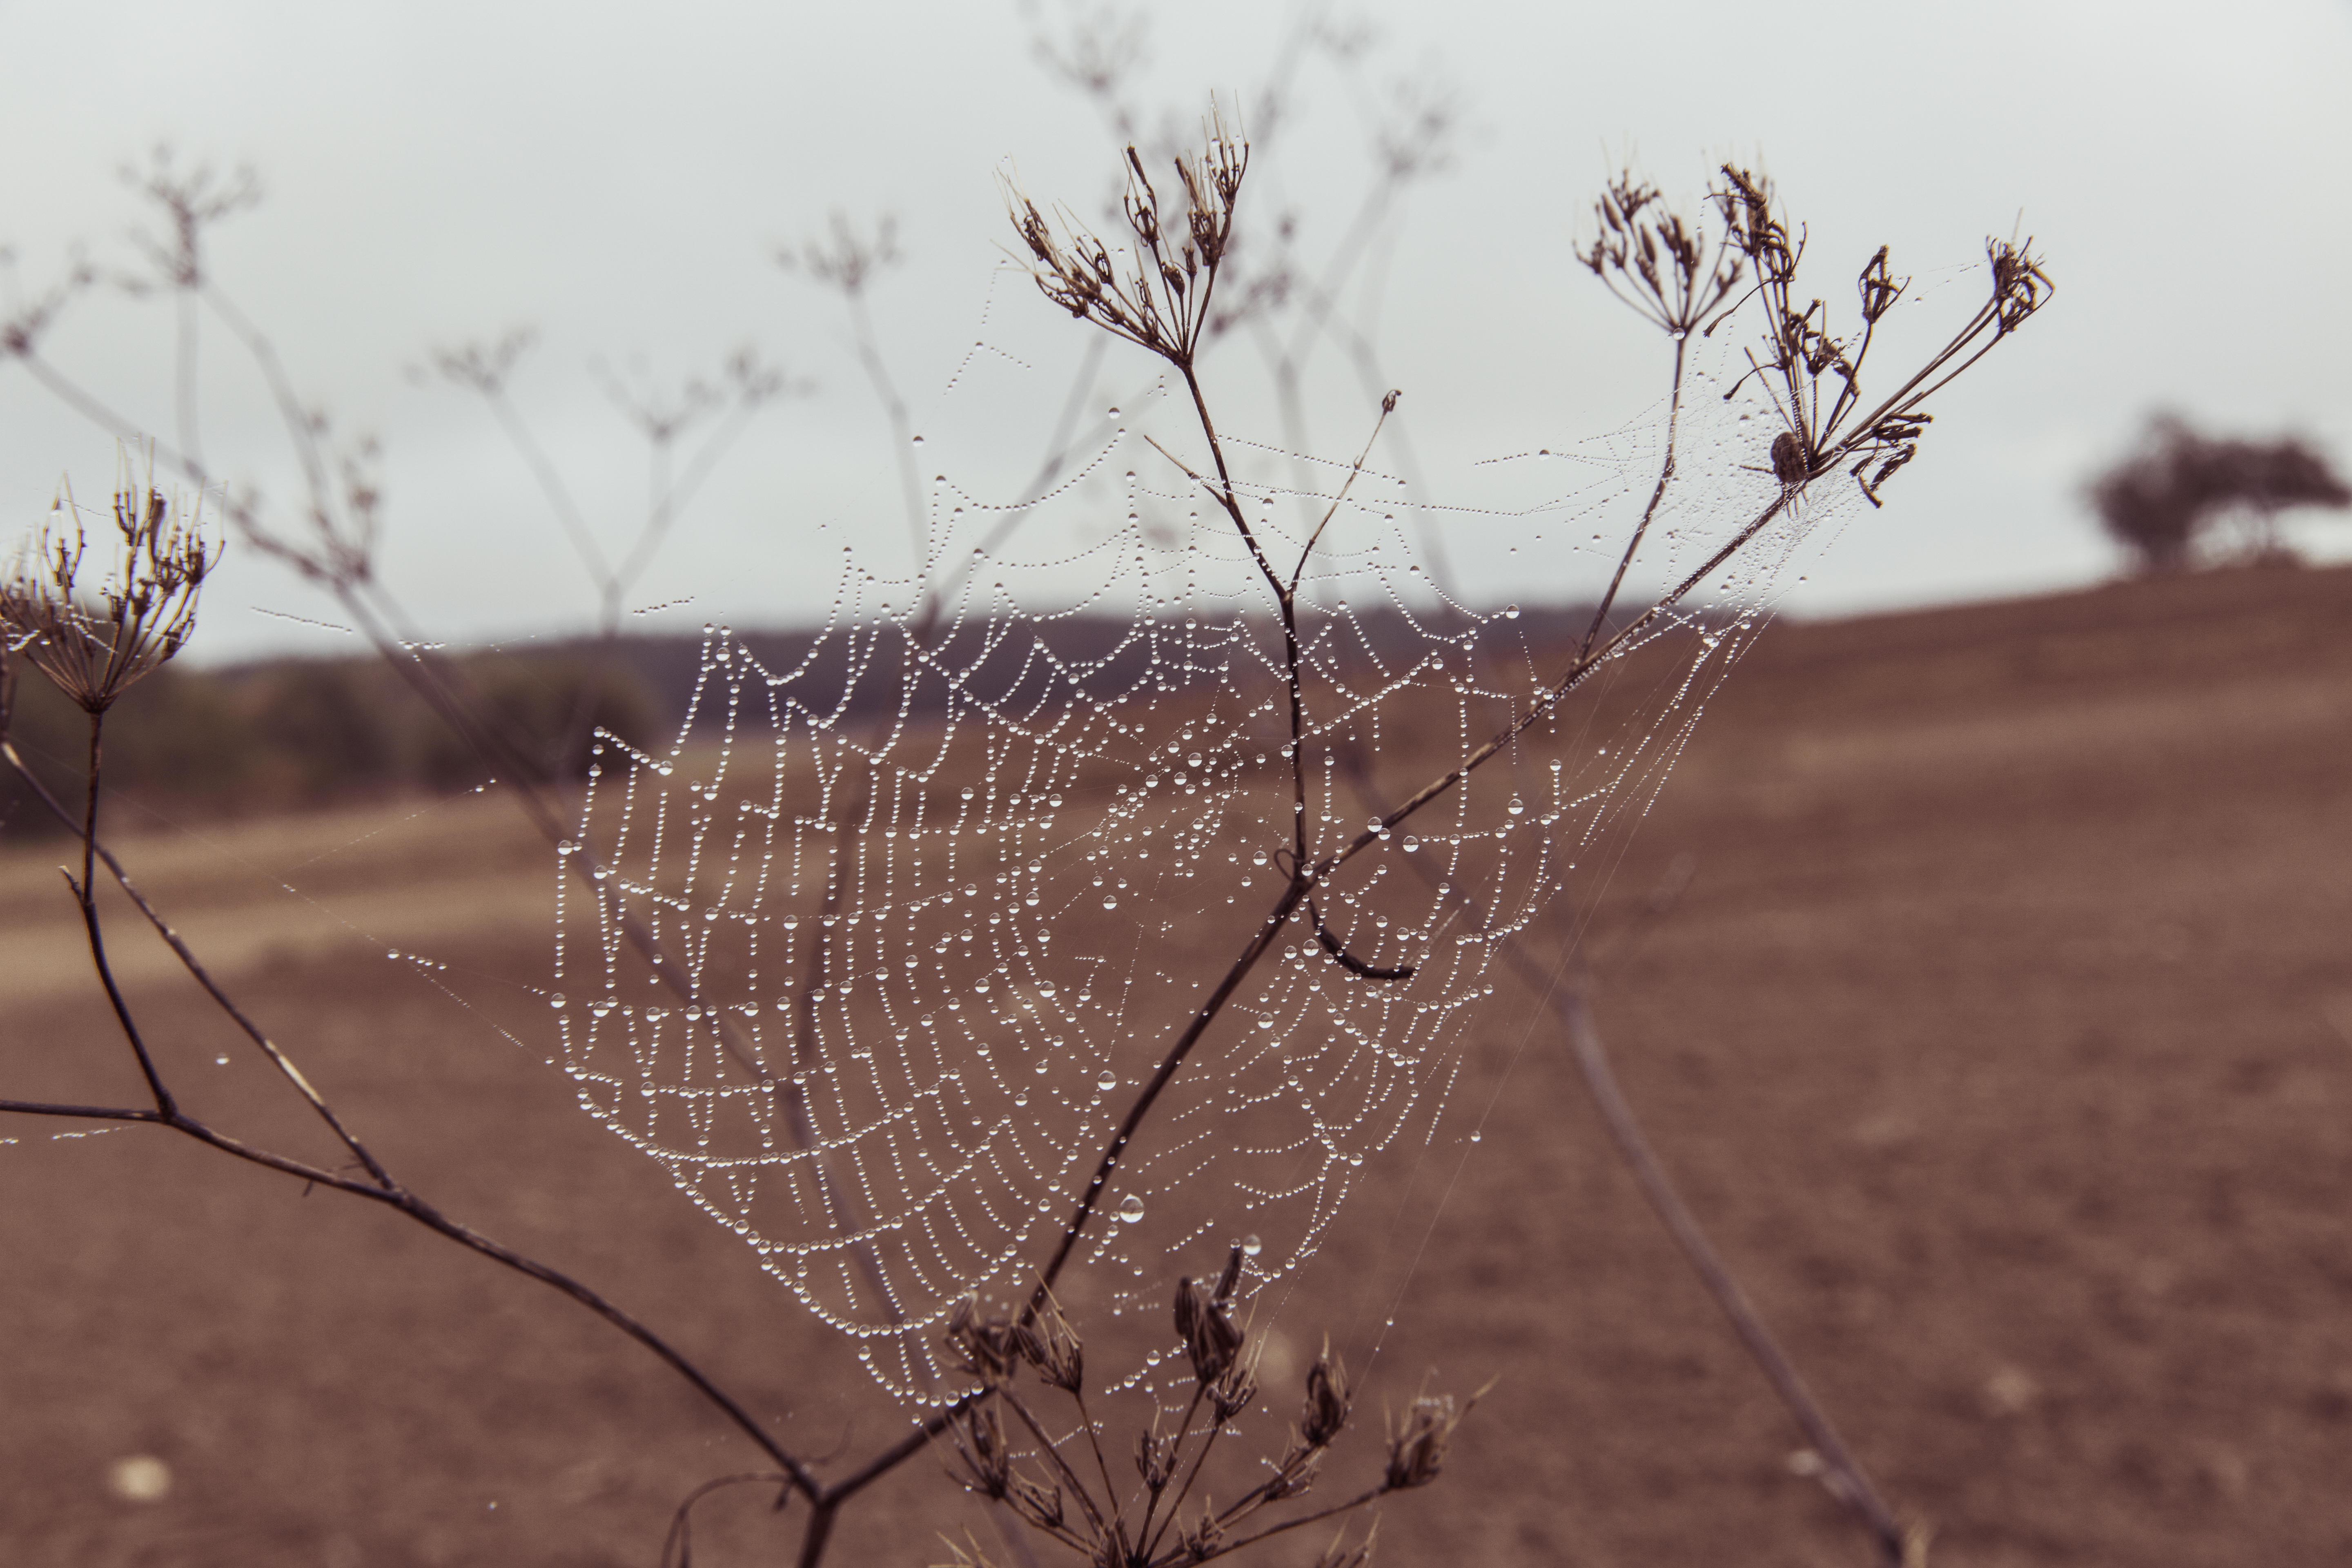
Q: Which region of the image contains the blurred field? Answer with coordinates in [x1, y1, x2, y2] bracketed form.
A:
[5, 562, 2351, 1567]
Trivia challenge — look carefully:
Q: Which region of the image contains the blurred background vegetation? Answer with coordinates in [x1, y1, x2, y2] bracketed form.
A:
[1, 649, 661, 837]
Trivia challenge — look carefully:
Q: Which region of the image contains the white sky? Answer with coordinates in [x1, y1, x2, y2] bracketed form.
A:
[2, 0, 2348, 663]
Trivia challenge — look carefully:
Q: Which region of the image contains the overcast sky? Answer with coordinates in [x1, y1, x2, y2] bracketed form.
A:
[3, 0, 2348, 663]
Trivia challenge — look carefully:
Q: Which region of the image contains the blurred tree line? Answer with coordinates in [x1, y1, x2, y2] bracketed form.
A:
[0, 649, 659, 840]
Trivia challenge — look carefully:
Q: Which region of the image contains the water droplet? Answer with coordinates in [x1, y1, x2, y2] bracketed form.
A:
[213, 1054, 229, 1067]
[1116, 1194, 1145, 1223]
[1187, 752, 1203, 767]
[1241, 1234, 1263, 1256]
[1469, 1129, 1483, 1143]
[549, 993, 566, 1009]
[962, 787, 976, 800]
[1504, 604, 1521, 619]
[1098, 1072, 1118, 1091]
[1507, 796, 1526, 815]
[1102, 896, 1117, 910]
[1401, 835, 1420, 853]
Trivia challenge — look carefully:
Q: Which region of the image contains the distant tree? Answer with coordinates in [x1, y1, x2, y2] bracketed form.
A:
[2089, 415, 2350, 573]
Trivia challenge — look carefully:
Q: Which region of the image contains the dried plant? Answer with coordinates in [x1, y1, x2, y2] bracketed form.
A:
[0, 63, 2054, 1568]
[0, 463, 215, 716]
[1714, 164, 2050, 508]
[930, 1249, 1458, 1568]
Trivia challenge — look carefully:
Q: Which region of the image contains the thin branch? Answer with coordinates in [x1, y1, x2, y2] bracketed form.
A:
[2, 1084, 824, 1498]
[72, 714, 176, 1118]
[1338, 751, 1907, 1565]
[4, 737, 392, 1187]
[1580, 332, 1688, 661]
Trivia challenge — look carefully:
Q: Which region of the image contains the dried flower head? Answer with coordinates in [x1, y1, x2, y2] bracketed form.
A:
[1298, 1336, 1353, 1450]
[1381, 1381, 1489, 1492]
[1172, 1254, 1246, 1388]
[1005, 1472, 1066, 1535]
[1709, 163, 2051, 508]
[0, 457, 218, 713]
[1005, 105, 1247, 369]
[1135, 1416, 1181, 1492]
[1581, 171, 1744, 338]
[1015, 1283, 1085, 1394]
[946, 1400, 1014, 1499]
[1179, 1498, 1225, 1561]
[944, 1295, 1023, 1388]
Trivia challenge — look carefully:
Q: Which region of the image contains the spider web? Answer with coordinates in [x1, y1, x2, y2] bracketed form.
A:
[550, 335, 1863, 1402]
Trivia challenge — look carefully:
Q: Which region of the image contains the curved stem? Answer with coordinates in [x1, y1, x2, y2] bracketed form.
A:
[73, 713, 175, 1118]
[1580, 333, 1688, 660]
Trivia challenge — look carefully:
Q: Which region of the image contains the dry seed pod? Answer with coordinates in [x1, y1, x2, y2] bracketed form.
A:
[1016, 1285, 1084, 1394]
[1298, 1337, 1353, 1449]
[1173, 1273, 1244, 1387]
[1381, 1381, 1490, 1492]
[943, 1296, 1021, 1387]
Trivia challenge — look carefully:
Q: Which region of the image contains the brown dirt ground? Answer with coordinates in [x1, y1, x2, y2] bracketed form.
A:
[4, 562, 2350, 1567]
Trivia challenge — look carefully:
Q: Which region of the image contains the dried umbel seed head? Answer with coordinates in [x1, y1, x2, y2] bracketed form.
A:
[1014, 1285, 1084, 1394]
[1135, 1419, 1180, 1492]
[1581, 170, 1744, 337]
[1208, 1343, 1258, 1423]
[1004, 104, 1249, 369]
[1, 463, 218, 714]
[1173, 1270, 1244, 1387]
[1381, 1383, 1489, 1492]
[1714, 164, 1797, 286]
[1005, 1472, 1065, 1535]
[946, 1401, 1013, 1499]
[944, 1296, 1022, 1388]
[1298, 1337, 1353, 1449]
[1178, 1499, 1225, 1562]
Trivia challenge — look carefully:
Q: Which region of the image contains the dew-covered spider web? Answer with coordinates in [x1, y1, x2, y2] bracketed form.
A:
[551, 335, 1870, 1403]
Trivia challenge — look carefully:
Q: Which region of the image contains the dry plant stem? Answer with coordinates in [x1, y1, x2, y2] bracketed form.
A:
[1038, 455, 1796, 1306]
[1580, 331, 1686, 660]
[1, 1090, 824, 1498]
[841, 285, 929, 572]
[1205, 1486, 1384, 1560]
[999, 1389, 1115, 1540]
[1546, 984, 1907, 1564]
[4, 749, 828, 1501]
[71, 716, 175, 1119]
[2, 737, 390, 1187]
[1342, 746, 1904, 1561]
[661, 1471, 792, 1568]
[1136, 1383, 1212, 1552]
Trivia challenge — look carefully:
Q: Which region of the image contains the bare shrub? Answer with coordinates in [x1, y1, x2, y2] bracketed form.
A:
[2, 72, 2049, 1568]
[2089, 414, 2350, 573]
